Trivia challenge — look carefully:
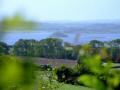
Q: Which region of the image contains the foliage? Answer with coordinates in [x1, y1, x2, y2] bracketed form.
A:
[77, 43, 120, 90]
[13, 39, 37, 56]
[0, 14, 36, 31]
[0, 55, 36, 90]
[55, 66, 80, 85]
[54, 41, 120, 90]
[37, 71, 62, 90]
[89, 40, 104, 48]
[2, 38, 120, 62]
[37, 65, 53, 71]
[13, 38, 67, 59]
[78, 54, 120, 90]
[0, 42, 9, 55]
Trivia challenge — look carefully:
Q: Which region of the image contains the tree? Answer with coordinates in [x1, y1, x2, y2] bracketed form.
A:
[13, 39, 37, 56]
[13, 38, 66, 59]
[109, 39, 120, 63]
[39, 38, 65, 58]
[0, 42, 9, 54]
[89, 40, 104, 48]
[110, 39, 120, 47]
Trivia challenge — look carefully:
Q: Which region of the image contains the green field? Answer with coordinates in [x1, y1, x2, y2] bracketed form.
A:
[56, 84, 94, 90]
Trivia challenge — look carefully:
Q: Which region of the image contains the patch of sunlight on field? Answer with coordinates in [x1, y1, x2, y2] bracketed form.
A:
[56, 84, 94, 90]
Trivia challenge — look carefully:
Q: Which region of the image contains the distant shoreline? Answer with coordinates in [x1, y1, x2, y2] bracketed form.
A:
[1, 22, 120, 45]
[1, 33, 120, 45]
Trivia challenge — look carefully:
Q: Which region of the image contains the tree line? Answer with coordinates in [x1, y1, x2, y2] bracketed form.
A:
[0, 38, 120, 63]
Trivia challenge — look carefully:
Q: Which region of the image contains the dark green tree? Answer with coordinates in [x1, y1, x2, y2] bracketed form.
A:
[0, 42, 9, 55]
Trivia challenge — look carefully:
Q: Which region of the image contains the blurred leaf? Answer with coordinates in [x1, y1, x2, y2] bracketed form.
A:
[0, 13, 37, 32]
[83, 55, 104, 74]
[0, 55, 36, 90]
[79, 75, 106, 90]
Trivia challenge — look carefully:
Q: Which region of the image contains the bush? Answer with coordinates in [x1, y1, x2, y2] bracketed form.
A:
[55, 66, 80, 85]
[37, 65, 52, 71]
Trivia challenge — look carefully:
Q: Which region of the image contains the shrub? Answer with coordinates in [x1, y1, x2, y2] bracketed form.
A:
[55, 66, 80, 85]
[37, 65, 52, 71]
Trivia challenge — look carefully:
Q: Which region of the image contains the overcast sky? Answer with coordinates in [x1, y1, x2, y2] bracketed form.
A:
[0, 0, 120, 22]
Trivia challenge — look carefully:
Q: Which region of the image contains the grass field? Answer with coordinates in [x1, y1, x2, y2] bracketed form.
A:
[56, 84, 94, 90]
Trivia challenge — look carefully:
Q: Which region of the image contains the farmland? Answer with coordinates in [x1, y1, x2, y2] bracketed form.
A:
[33, 58, 77, 67]
[20, 57, 77, 67]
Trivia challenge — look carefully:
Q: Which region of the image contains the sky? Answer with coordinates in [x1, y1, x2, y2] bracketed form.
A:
[0, 0, 120, 22]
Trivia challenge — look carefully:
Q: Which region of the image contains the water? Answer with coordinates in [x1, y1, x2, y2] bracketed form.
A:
[1, 22, 120, 45]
